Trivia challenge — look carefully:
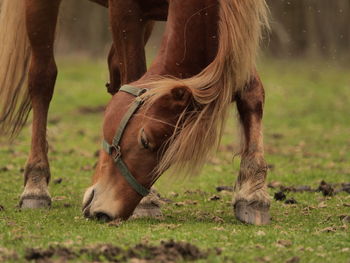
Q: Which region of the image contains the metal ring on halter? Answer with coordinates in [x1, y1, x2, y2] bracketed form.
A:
[111, 145, 121, 162]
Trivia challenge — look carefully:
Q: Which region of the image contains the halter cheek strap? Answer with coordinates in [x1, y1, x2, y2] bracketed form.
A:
[102, 85, 150, 197]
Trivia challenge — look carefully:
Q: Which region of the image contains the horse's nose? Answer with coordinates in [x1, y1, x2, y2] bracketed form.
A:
[83, 207, 90, 218]
[94, 212, 113, 222]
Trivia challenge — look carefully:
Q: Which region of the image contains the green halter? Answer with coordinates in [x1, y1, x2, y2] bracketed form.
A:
[102, 85, 150, 197]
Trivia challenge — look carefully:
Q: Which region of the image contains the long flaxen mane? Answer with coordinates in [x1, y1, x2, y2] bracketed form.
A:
[140, 0, 269, 177]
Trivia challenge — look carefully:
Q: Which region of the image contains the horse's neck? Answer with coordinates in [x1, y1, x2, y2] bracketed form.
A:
[144, 0, 219, 79]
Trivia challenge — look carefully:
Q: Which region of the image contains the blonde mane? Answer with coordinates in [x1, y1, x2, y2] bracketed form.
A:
[141, 0, 269, 177]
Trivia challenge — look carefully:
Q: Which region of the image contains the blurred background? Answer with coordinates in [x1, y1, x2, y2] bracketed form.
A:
[57, 0, 350, 63]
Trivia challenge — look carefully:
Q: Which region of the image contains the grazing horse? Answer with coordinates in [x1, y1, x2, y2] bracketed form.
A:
[0, 0, 168, 209]
[83, 0, 270, 225]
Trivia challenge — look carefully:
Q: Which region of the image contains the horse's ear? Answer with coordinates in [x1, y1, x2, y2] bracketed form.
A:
[171, 86, 192, 102]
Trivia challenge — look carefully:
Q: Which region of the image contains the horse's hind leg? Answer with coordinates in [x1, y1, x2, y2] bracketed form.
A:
[233, 72, 270, 225]
[20, 0, 61, 208]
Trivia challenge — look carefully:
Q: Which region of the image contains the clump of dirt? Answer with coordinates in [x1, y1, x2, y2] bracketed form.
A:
[279, 185, 313, 193]
[273, 189, 298, 204]
[127, 240, 208, 262]
[25, 246, 76, 261]
[268, 181, 350, 201]
[79, 244, 123, 262]
[317, 180, 334, 196]
[286, 256, 300, 263]
[0, 205, 4, 211]
[284, 198, 298, 205]
[209, 195, 221, 201]
[342, 183, 350, 193]
[53, 178, 63, 184]
[216, 186, 234, 192]
[24, 240, 209, 262]
[274, 191, 286, 201]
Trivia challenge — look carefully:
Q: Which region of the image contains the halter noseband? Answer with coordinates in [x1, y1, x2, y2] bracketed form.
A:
[102, 85, 150, 197]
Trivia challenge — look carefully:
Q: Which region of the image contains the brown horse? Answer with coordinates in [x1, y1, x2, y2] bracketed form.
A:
[0, 0, 168, 209]
[83, 0, 270, 225]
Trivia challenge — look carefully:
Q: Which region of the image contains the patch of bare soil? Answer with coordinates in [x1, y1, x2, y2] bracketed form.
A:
[77, 105, 105, 114]
[284, 198, 298, 205]
[53, 178, 63, 184]
[216, 186, 234, 192]
[25, 246, 75, 262]
[274, 191, 286, 201]
[267, 181, 350, 196]
[0, 247, 18, 261]
[317, 181, 335, 196]
[24, 240, 209, 262]
[342, 183, 350, 193]
[218, 181, 349, 206]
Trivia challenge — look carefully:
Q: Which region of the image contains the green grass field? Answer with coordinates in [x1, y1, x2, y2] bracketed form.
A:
[0, 58, 349, 262]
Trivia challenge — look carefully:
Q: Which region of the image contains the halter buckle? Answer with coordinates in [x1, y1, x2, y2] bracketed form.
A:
[137, 88, 149, 97]
[111, 145, 122, 162]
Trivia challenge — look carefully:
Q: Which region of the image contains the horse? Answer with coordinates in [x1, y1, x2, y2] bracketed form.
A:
[82, 0, 271, 225]
[0, 0, 168, 212]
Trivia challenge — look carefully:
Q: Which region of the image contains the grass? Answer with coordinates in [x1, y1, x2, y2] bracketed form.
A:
[0, 58, 349, 262]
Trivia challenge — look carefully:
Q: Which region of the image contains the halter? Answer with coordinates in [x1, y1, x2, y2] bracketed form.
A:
[102, 85, 150, 197]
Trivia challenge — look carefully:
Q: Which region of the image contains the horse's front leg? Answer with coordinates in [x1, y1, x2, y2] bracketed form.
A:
[233, 72, 270, 225]
[20, 0, 61, 208]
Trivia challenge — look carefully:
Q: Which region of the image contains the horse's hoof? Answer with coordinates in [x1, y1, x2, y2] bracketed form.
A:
[132, 204, 162, 218]
[234, 200, 270, 225]
[20, 196, 51, 209]
[131, 195, 163, 219]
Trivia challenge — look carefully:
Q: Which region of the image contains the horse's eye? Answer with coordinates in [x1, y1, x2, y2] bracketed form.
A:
[140, 128, 149, 149]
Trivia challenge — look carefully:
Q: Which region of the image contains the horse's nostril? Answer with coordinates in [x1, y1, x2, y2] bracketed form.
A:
[95, 212, 113, 222]
[82, 189, 95, 211]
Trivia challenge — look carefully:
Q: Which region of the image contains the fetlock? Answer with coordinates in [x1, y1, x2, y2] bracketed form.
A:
[233, 154, 270, 225]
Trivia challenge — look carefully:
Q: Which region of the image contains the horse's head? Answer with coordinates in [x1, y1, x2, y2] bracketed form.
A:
[82, 85, 192, 221]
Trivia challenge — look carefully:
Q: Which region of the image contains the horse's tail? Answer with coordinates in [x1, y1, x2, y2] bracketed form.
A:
[0, 0, 31, 138]
[142, 0, 269, 176]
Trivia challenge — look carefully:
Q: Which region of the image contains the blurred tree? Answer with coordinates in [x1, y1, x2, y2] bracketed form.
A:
[1, 0, 349, 59]
[56, 0, 111, 56]
[267, 0, 350, 59]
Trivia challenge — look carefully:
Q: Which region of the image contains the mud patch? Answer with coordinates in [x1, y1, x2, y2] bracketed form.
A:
[216, 186, 234, 192]
[24, 240, 210, 262]
[317, 181, 334, 196]
[53, 178, 63, 184]
[284, 198, 298, 205]
[268, 181, 350, 196]
[274, 191, 286, 201]
[25, 246, 75, 261]
[342, 183, 350, 193]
